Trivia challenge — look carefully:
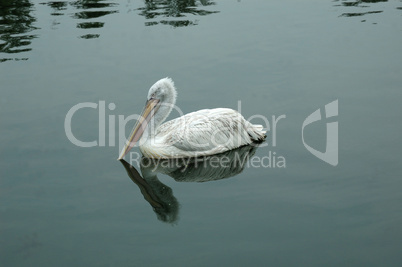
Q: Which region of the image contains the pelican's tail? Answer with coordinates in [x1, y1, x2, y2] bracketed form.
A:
[248, 124, 266, 142]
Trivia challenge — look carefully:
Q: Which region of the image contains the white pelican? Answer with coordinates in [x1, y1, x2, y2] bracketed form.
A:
[118, 78, 266, 159]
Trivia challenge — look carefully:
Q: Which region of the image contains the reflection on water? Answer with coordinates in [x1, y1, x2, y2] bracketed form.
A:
[1, 1, 399, 62]
[337, 0, 387, 7]
[334, 0, 392, 19]
[41, 0, 119, 39]
[0, 0, 219, 61]
[136, 0, 219, 27]
[120, 144, 259, 224]
[45, 1, 68, 16]
[71, 0, 118, 9]
[121, 159, 180, 224]
[0, 0, 37, 62]
[340, 10, 382, 17]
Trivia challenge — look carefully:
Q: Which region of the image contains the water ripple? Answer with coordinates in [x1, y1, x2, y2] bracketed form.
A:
[0, 0, 38, 61]
[334, 0, 393, 21]
[137, 0, 219, 27]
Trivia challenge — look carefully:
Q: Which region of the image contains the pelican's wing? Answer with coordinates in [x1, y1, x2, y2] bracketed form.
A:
[157, 108, 253, 154]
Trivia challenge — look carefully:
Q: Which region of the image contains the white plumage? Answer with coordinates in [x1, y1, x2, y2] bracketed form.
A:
[118, 78, 266, 159]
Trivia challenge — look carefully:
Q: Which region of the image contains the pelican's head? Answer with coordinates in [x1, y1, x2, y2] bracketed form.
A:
[147, 77, 177, 108]
[118, 78, 177, 160]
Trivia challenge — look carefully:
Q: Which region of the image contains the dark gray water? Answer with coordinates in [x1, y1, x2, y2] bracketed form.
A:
[1, 1, 402, 266]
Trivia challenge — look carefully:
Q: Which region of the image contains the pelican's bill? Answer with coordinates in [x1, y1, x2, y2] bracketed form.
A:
[118, 98, 159, 160]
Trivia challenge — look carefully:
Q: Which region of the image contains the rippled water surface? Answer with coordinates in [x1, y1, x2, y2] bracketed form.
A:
[1, 1, 402, 266]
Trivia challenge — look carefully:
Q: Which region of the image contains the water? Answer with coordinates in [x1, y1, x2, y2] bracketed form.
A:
[1, 0, 402, 266]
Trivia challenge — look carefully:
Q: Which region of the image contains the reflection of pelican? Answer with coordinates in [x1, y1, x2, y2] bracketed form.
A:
[121, 160, 179, 224]
[120, 144, 259, 224]
[141, 144, 259, 182]
[118, 78, 265, 159]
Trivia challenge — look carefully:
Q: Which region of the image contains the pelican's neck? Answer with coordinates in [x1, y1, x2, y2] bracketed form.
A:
[141, 77, 177, 142]
[142, 98, 176, 140]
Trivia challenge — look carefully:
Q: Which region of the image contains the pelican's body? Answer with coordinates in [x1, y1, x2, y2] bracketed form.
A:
[118, 78, 266, 159]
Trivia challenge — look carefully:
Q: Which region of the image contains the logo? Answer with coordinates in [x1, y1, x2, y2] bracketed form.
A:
[302, 100, 338, 166]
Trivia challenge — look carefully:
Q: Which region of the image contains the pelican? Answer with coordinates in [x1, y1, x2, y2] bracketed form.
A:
[118, 78, 266, 159]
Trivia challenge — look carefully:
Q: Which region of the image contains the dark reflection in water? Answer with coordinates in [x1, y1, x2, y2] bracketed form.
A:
[0, 0, 220, 62]
[120, 144, 260, 224]
[340, 10, 383, 17]
[334, 0, 390, 19]
[70, 0, 118, 9]
[0, 0, 37, 62]
[137, 0, 219, 27]
[77, 22, 105, 29]
[79, 33, 100, 39]
[46, 1, 68, 16]
[72, 10, 118, 20]
[338, 0, 387, 7]
[1, 1, 398, 62]
[40, 0, 119, 39]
